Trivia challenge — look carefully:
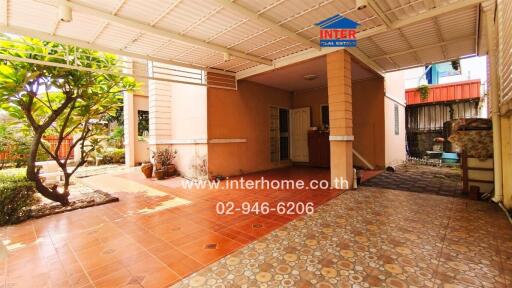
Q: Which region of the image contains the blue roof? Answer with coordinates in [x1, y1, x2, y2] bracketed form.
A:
[315, 14, 360, 29]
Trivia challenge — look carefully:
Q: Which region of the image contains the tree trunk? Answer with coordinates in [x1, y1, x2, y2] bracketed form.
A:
[26, 132, 70, 206]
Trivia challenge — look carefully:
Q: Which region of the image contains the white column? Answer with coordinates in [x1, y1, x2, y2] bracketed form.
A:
[123, 58, 136, 167]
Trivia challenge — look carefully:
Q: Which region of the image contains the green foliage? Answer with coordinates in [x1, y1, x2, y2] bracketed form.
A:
[99, 148, 125, 164]
[0, 33, 136, 157]
[417, 84, 430, 100]
[0, 33, 136, 203]
[0, 169, 39, 225]
[108, 126, 124, 148]
[0, 123, 49, 168]
[0, 123, 30, 168]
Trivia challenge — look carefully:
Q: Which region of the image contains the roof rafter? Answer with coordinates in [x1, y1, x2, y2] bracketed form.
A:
[122, 0, 184, 52]
[212, 0, 320, 50]
[359, 0, 487, 40]
[3, 0, 8, 26]
[39, 0, 272, 65]
[432, 17, 447, 59]
[367, 0, 393, 27]
[370, 35, 475, 60]
[0, 24, 207, 70]
[89, 0, 126, 44]
[367, 0, 422, 64]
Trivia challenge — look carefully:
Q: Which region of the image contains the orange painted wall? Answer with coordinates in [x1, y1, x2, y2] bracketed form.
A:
[207, 80, 292, 176]
[292, 87, 327, 128]
[352, 78, 386, 169]
[291, 79, 386, 169]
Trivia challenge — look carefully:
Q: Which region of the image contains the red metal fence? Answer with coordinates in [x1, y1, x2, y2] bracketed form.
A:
[0, 136, 74, 162]
[406, 80, 481, 105]
[44, 136, 74, 159]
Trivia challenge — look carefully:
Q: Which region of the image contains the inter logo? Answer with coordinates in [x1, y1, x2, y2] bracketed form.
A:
[315, 14, 360, 47]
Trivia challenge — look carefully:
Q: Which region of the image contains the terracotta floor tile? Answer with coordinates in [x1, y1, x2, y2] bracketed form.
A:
[127, 256, 180, 287]
[216, 226, 256, 245]
[230, 216, 282, 238]
[5, 167, 510, 288]
[178, 233, 243, 265]
[157, 249, 204, 278]
[93, 268, 132, 288]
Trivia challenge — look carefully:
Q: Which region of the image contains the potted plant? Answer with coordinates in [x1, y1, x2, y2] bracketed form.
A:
[154, 168, 166, 180]
[152, 148, 177, 179]
[140, 162, 153, 178]
[417, 84, 430, 101]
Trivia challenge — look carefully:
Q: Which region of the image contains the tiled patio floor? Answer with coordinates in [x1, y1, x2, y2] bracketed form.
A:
[1, 167, 511, 288]
[0, 167, 339, 287]
[362, 164, 463, 197]
[173, 187, 512, 288]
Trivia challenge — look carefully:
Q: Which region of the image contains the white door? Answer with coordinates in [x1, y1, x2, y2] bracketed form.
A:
[290, 107, 310, 162]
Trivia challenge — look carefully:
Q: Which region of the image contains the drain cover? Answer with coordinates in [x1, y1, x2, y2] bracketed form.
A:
[204, 243, 218, 249]
[252, 223, 263, 228]
[126, 275, 145, 285]
[102, 248, 115, 255]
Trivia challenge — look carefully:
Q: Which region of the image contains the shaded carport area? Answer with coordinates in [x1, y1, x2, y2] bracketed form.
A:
[0, 0, 493, 188]
[0, 0, 493, 186]
[2, 0, 511, 287]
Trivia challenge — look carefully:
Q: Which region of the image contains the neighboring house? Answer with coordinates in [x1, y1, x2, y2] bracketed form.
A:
[405, 80, 484, 158]
[402, 57, 488, 158]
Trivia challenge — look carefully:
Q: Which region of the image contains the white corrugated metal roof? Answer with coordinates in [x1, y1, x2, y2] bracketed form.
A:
[0, 0, 489, 75]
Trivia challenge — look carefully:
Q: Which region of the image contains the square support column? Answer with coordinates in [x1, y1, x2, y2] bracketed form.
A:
[327, 50, 353, 188]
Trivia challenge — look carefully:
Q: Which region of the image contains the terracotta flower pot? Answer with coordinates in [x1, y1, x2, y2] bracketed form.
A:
[154, 169, 166, 180]
[141, 163, 153, 178]
[164, 164, 177, 178]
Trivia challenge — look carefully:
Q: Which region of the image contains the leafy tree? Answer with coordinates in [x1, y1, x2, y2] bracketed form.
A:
[0, 34, 135, 205]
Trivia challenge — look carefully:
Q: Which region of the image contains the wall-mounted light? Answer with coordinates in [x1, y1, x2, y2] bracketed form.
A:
[356, 0, 368, 10]
[223, 52, 231, 62]
[303, 74, 319, 81]
[58, 5, 72, 22]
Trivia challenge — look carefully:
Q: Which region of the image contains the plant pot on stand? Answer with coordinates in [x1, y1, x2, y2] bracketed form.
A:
[141, 163, 153, 178]
[154, 169, 166, 180]
[164, 164, 177, 178]
[152, 148, 178, 180]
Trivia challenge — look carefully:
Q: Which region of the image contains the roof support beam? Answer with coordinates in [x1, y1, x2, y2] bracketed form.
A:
[38, 0, 272, 65]
[3, 0, 8, 26]
[90, 0, 126, 43]
[358, 0, 487, 40]
[370, 35, 475, 60]
[0, 25, 207, 70]
[367, 0, 393, 28]
[389, 0, 487, 29]
[211, 0, 320, 50]
[367, 0, 422, 64]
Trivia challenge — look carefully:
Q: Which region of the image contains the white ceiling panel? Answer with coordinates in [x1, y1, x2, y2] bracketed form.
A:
[1, 0, 485, 75]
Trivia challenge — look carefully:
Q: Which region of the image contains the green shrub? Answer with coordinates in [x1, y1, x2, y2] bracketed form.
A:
[100, 148, 125, 164]
[0, 169, 39, 225]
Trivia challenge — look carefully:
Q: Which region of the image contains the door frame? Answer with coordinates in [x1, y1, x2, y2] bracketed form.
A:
[290, 106, 311, 163]
[270, 105, 291, 162]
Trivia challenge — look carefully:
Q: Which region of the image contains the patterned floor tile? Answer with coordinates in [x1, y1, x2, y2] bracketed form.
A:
[172, 187, 511, 288]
